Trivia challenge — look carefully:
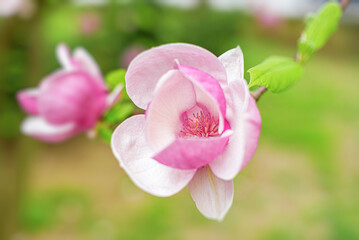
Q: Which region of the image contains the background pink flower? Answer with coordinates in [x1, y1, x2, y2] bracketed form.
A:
[0, 0, 23, 17]
[79, 12, 102, 35]
[17, 44, 121, 142]
[111, 43, 261, 220]
[0, 0, 35, 18]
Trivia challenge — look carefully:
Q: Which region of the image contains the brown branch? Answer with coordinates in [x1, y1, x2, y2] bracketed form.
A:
[251, 0, 351, 102]
[251, 86, 267, 102]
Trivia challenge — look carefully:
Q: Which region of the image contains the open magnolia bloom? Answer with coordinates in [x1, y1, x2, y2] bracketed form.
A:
[111, 43, 261, 220]
[17, 44, 122, 142]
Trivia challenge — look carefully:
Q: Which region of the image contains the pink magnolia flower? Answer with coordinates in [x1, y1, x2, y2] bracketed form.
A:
[111, 43, 261, 220]
[17, 44, 121, 142]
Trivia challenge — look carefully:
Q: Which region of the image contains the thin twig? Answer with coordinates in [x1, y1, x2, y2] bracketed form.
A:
[251, 86, 267, 102]
[251, 0, 351, 102]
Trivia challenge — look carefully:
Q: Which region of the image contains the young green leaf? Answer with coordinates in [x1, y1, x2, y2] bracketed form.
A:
[298, 2, 342, 62]
[103, 102, 135, 125]
[105, 69, 126, 91]
[248, 56, 304, 93]
[96, 123, 113, 144]
[105, 69, 131, 100]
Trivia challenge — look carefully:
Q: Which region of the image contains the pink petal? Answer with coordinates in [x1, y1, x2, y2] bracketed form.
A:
[56, 44, 106, 89]
[177, 64, 226, 122]
[146, 68, 231, 170]
[190, 74, 226, 133]
[126, 43, 227, 109]
[188, 167, 234, 221]
[16, 88, 39, 115]
[38, 70, 107, 128]
[153, 130, 232, 170]
[111, 115, 196, 197]
[218, 46, 244, 82]
[56, 44, 73, 70]
[209, 79, 261, 180]
[146, 70, 197, 151]
[21, 116, 77, 143]
[73, 47, 103, 78]
[240, 95, 262, 169]
[106, 84, 123, 108]
[155, 65, 225, 134]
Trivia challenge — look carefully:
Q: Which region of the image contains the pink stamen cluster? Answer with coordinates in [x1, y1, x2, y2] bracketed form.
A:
[181, 111, 219, 137]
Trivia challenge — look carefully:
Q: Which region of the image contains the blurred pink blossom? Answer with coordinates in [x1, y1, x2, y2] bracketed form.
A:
[0, 0, 35, 18]
[0, 0, 23, 17]
[255, 9, 283, 28]
[17, 44, 122, 142]
[79, 12, 102, 35]
[251, 1, 284, 29]
[111, 43, 261, 220]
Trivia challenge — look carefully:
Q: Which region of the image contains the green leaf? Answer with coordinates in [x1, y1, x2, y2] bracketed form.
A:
[248, 56, 304, 93]
[96, 123, 113, 144]
[106, 69, 131, 101]
[298, 2, 342, 62]
[104, 102, 135, 125]
[105, 69, 126, 91]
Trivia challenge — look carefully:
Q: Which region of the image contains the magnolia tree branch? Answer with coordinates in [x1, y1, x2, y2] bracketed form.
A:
[251, 86, 267, 101]
[251, 0, 351, 102]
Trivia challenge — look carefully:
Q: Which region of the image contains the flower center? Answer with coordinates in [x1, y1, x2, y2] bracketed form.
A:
[180, 111, 219, 137]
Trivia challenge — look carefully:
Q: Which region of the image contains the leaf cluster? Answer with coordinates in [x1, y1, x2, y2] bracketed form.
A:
[248, 2, 342, 93]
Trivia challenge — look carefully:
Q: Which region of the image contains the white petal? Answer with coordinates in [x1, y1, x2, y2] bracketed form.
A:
[218, 46, 244, 82]
[188, 166, 234, 221]
[73, 47, 102, 77]
[209, 78, 261, 180]
[106, 84, 123, 108]
[111, 115, 196, 197]
[21, 116, 76, 142]
[56, 44, 74, 70]
[126, 43, 227, 109]
[146, 70, 196, 151]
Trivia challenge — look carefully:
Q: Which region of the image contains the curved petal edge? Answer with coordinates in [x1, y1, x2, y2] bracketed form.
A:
[21, 116, 77, 143]
[111, 115, 196, 197]
[189, 167, 234, 221]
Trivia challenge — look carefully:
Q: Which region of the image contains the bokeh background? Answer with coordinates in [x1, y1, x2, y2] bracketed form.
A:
[1, 0, 359, 239]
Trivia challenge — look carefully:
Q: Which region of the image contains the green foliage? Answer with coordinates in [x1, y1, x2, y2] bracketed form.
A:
[96, 122, 113, 144]
[19, 189, 91, 233]
[97, 101, 134, 143]
[298, 2, 342, 62]
[0, 104, 21, 138]
[248, 2, 342, 93]
[41, 6, 80, 47]
[248, 56, 304, 93]
[118, 199, 174, 240]
[105, 69, 126, 91]
[105, 69, 132, 102]
[104, 102, 134, 125]
[98, 69, 135, 144]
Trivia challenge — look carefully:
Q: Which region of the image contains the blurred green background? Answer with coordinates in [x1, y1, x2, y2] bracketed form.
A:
[1, 0, 359, 239]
